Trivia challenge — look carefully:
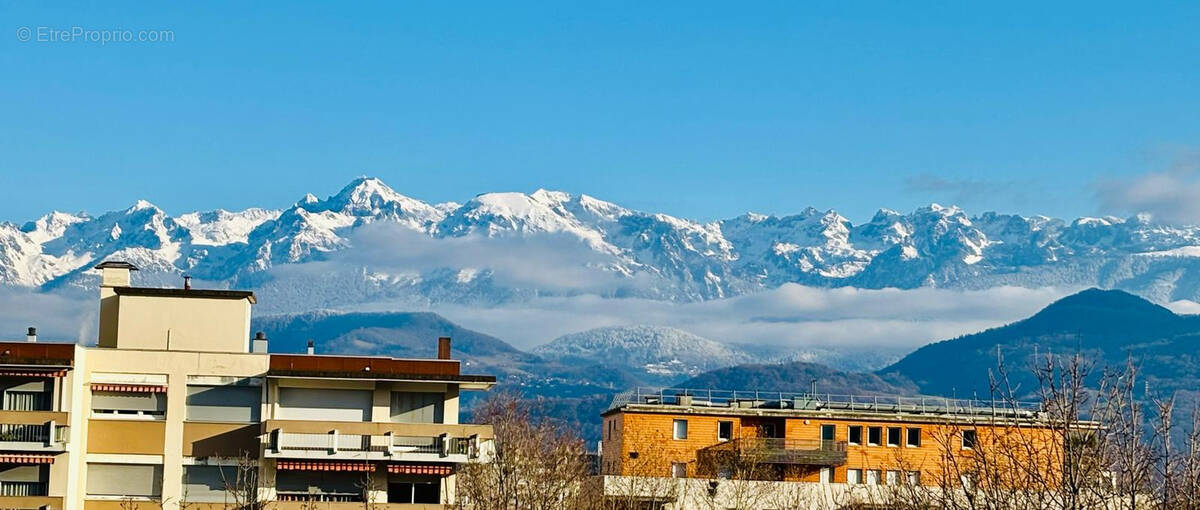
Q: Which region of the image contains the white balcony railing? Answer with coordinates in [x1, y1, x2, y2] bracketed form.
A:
[267, 429, 481, 462]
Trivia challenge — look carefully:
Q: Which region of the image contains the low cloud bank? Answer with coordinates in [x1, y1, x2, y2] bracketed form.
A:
[428, 284, 1074, 351]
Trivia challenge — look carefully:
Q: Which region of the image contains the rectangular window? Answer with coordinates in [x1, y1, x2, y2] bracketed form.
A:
[671, 462, 687, 478]
[718, 421, 733, 441]
[887, 427, 902, 447]
[820, 424, 835, 441]
[886, 470, 901, 485]
[277, 471, 361, 501]
[848, 425, 862, 445]
[1, 378, 52, 411]
[866, 469, 881, 485]
[182, 465, 243, 502]
[390, 392, 445, 424]
[819, 467, 832, 484]
[388, 478, 440, 504]
[86, 463, 163, 497]
[907, 471, 921, 485]
[847, 469, 863, 485]
[906, 427, 921, 447]
[277, 388, 372, 422]
[673, 419, 688, 440]
[91, 391, 166, 419]
[186, 385, 261, 422]
[962, 429, 978, 450]
[867, 426, 882, 446]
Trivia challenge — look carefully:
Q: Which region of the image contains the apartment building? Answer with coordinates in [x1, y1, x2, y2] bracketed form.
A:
[600, 387, 1083, 507]
[0, 261, 495, 510]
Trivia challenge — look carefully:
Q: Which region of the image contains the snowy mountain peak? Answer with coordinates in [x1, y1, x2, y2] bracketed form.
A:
[127, 200, 159, 213]
[20, 211, 90, 244]
[533, 325, 756, 379]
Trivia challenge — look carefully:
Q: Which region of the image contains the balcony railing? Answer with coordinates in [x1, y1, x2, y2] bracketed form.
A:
[0, 481, 47, 496]
[0, 413, 68, 452]
[699, 438, 848, 467]
[610, 387, 1042, 419]
[267, 429, 479, 462]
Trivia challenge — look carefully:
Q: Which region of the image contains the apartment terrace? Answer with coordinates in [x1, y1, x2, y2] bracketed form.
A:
[608, 387, 1045, 421]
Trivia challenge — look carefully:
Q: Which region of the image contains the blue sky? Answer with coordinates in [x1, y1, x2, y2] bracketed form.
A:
[2, 2, 1198, 223]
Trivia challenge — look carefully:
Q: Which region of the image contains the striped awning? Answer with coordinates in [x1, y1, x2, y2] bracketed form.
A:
[0, 369, 67, 378]
[387, 463, 453, 476]
[0, 454, 54, 464]
[276, 460, 373, 472]
[90, 383, 167, 393]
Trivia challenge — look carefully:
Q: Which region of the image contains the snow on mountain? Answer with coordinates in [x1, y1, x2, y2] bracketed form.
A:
[532, 325, 758, 379]
[9, 176, 1200, 308]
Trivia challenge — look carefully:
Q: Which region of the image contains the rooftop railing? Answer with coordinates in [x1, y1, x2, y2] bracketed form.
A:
[609, 387, 1042, 419]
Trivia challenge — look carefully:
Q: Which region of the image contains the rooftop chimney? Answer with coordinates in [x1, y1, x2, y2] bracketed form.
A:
[183, 275, 192, 290]
[26, 327, 36, 343]
[306, 339, 314, 355]
[251, 331, 268, 354]
[437, 336, 451, 360]
[94, 260, 138, 288]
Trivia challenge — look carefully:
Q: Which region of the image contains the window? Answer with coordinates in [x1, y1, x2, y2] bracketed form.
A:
[819, 467, 832, 484]
[0, 464, 47, 495]
[866, 469, 881, 485]
[277, 471, 362, 501]
[391, 392, 444, 423]
[718, 421, 733, 441]
[867, 426, 882, 446]
[186, 385, 261, 422]
[1, 378, 51, 411]
[389, 478, 440, 504]
[671, 462, 687, 478]
[86, 463, 163, 497]
[847, 469, 863, 485]
[848, 425, 862, 445]
[886, 470, 901, 485]
[820, 424, 835, 442]
[907, 471, 921, 485]
[906, 427, 921, 447]
[887, 427, 902, 447]
[91, 390, 166, 419]
[962, 429, 978, 450]
[961, 474, 974, 490]
[277, 388, 372, 422]
[673, 419, 688, 440]
[182, 465, 241, 502]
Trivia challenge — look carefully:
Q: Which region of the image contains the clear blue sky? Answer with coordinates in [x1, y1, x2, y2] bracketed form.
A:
[2, 2, 1198, 223]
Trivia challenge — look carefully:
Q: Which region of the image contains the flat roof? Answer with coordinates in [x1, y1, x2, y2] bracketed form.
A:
[113, 286, 257, 304]
[0, 342, 75, 367]
[268, 353, 496, 386]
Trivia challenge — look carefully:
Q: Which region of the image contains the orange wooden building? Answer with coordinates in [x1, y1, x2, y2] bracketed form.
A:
[601, 388, 1083, 489]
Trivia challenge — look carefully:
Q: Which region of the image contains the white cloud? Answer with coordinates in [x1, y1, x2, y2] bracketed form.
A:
[1096, 148, 1200, 225]
[0, 289, 94, 343]
[421, 284, 1075, 351]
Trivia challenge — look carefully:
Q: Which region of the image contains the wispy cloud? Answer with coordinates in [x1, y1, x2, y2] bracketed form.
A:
[903, 173, 1039, 207]
[0, 289, 94, 343]
[1095, 148, 1200, 225]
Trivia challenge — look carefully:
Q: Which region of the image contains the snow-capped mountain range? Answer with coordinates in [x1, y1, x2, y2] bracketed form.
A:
[6, 176, 1200, 312]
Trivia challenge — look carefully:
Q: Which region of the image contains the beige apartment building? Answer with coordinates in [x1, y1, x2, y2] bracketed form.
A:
[0, 261, 495, 509]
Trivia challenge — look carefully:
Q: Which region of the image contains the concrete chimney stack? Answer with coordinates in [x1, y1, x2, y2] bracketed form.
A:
[437, 336, 452, 360]
[252, 331, 268, 354]
[306, 339, 315, 355]
[26, 327, 36, 343]
[95, 260, 138, 288]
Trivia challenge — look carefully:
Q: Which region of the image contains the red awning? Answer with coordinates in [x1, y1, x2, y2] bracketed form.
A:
[90, 383, 167, 393]
[0, 454, 54, 464]
[0, 369, 66, 378]
[387, 463, 453, 476]
[276, 460, 373, 472]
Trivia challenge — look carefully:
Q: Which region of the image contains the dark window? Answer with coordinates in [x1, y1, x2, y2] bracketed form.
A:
[388, 480, 440, 504]
[821, 424, 835, 441]
[887, 427, 902, 447]
[848, 425, 862, 445]
[629, 451, 639, 459]
[962, 429, 977, 449]
[868, 427, 882, 446]
[718, 421, 733, 441]
[907, 427, 921, 447]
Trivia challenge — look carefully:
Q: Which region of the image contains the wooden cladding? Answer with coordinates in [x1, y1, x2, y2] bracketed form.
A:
[268, 353, 496, 383]
[0, 342, 74, 366]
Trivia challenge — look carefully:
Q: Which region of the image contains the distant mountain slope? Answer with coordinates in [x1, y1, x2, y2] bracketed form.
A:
[679, 361, 919, 396]
[879, 288, 1200, 399]
[533, 325, 758, 384]
[10, 177, 1200, 312]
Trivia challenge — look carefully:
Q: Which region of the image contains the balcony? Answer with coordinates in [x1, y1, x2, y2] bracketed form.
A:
[0, 412, 67, 453]
[699, 438, 847, 467]
[263, 420, 492, 463]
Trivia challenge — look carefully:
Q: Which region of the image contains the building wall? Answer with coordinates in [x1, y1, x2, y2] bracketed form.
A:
[606, 410, 1065, 487]
[110, 295, 252, 353]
